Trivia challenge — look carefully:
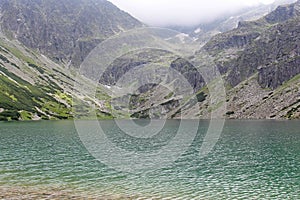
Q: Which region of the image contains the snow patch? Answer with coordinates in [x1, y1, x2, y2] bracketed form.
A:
[194, 28, 201, 34]
[175, 33, 189, 43]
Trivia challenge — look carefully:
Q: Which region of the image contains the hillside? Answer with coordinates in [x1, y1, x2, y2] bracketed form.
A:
[100, 0, 300, 120]
[187, 0, 300, 119]
[172, 0, 296, 44]
[0, 30, 115, 121]
[0, 0, 299, 120]
[0, 0, 142, 67]
[0, 0, 143, 121]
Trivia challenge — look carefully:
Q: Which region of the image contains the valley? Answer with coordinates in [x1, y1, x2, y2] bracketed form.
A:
[0, 0, 299, 120]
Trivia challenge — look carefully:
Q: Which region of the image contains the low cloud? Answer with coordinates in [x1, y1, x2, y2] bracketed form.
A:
[108, 0, 275, 26]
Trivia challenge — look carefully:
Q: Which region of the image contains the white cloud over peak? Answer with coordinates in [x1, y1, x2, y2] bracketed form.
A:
[108, 0, 276, 26]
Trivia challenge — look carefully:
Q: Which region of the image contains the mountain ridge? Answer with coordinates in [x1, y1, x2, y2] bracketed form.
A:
[0, 0, 143, 67]
[0, 0, 299, 120]
[187, 0, 300, 119]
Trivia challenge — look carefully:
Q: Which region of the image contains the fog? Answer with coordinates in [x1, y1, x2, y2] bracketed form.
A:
[108, 0, 275, 26]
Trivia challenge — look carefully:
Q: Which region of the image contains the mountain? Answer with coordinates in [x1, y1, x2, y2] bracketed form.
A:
[100, 0, 300, 120]
[0, 29, 115, 121]
[171, 0, 296, 45]
[205, 0, 300, 87]
[0, 0, 143, 67]
[186, 0, 300, 119]
[0, 0, 142, 121]
[0, 0, 299, 121]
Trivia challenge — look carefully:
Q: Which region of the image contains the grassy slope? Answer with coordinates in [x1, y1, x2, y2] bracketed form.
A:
[0, 35, 112, 121]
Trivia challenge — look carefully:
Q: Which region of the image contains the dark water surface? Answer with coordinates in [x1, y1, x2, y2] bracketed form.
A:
[0, 120, 299, 199]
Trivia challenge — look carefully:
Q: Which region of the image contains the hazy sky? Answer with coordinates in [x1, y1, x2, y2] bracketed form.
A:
[108, 0, 275, 26]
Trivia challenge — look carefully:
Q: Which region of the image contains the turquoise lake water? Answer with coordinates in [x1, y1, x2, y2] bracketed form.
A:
[0, 120, 299, 199]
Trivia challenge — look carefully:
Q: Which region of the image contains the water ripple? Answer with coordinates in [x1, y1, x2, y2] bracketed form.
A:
[0, 120, 299, 199]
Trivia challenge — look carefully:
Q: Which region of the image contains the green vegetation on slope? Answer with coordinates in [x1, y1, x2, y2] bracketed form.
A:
[0, 64, 72, 121]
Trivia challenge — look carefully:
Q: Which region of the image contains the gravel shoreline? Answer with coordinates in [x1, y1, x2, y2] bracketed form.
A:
[0, 186, 136, 200]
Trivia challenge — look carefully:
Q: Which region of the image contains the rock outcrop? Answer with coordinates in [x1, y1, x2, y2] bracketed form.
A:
[0, 0, 142, 67]
[201, 0, 300, 89]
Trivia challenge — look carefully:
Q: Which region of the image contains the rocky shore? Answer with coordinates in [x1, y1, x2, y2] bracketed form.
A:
[0, 186, 136, 200]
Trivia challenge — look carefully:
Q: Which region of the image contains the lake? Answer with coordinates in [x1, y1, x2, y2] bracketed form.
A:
[0, 120, 299, 199]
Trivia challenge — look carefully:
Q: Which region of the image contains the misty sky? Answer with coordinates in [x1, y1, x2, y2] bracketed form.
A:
[108, 0, 275, 26]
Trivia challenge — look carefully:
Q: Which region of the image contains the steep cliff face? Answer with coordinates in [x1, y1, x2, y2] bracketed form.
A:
[258, 57, 300, 89]
[228, 3, 300, 88]
[0, 0, 142, 67]
[179, 0, 300, 119]
[204, 1, 300, 55]
[259, 18, 300, 88]
[265, 0, 300, 23]
[201, 0, 300, 89]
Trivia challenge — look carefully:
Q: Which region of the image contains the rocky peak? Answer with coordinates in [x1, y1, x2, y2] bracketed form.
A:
[203, 0, 300, 55]
[264, 0, 300, 23]
[198, 0, 300, 89]
[0, 0, 143, 67]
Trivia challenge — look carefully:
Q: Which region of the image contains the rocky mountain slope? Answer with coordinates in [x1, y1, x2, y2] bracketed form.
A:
[101, 0, 300, 120]
[0, 0, 142, 67]
[201, 0, 300, 85]
[0, 0, 299, 120]
[187, 0, 300, 119]
[172, 0, 296, 44]
[0, 0, 142, 121]
[0, 30, 114, 121]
